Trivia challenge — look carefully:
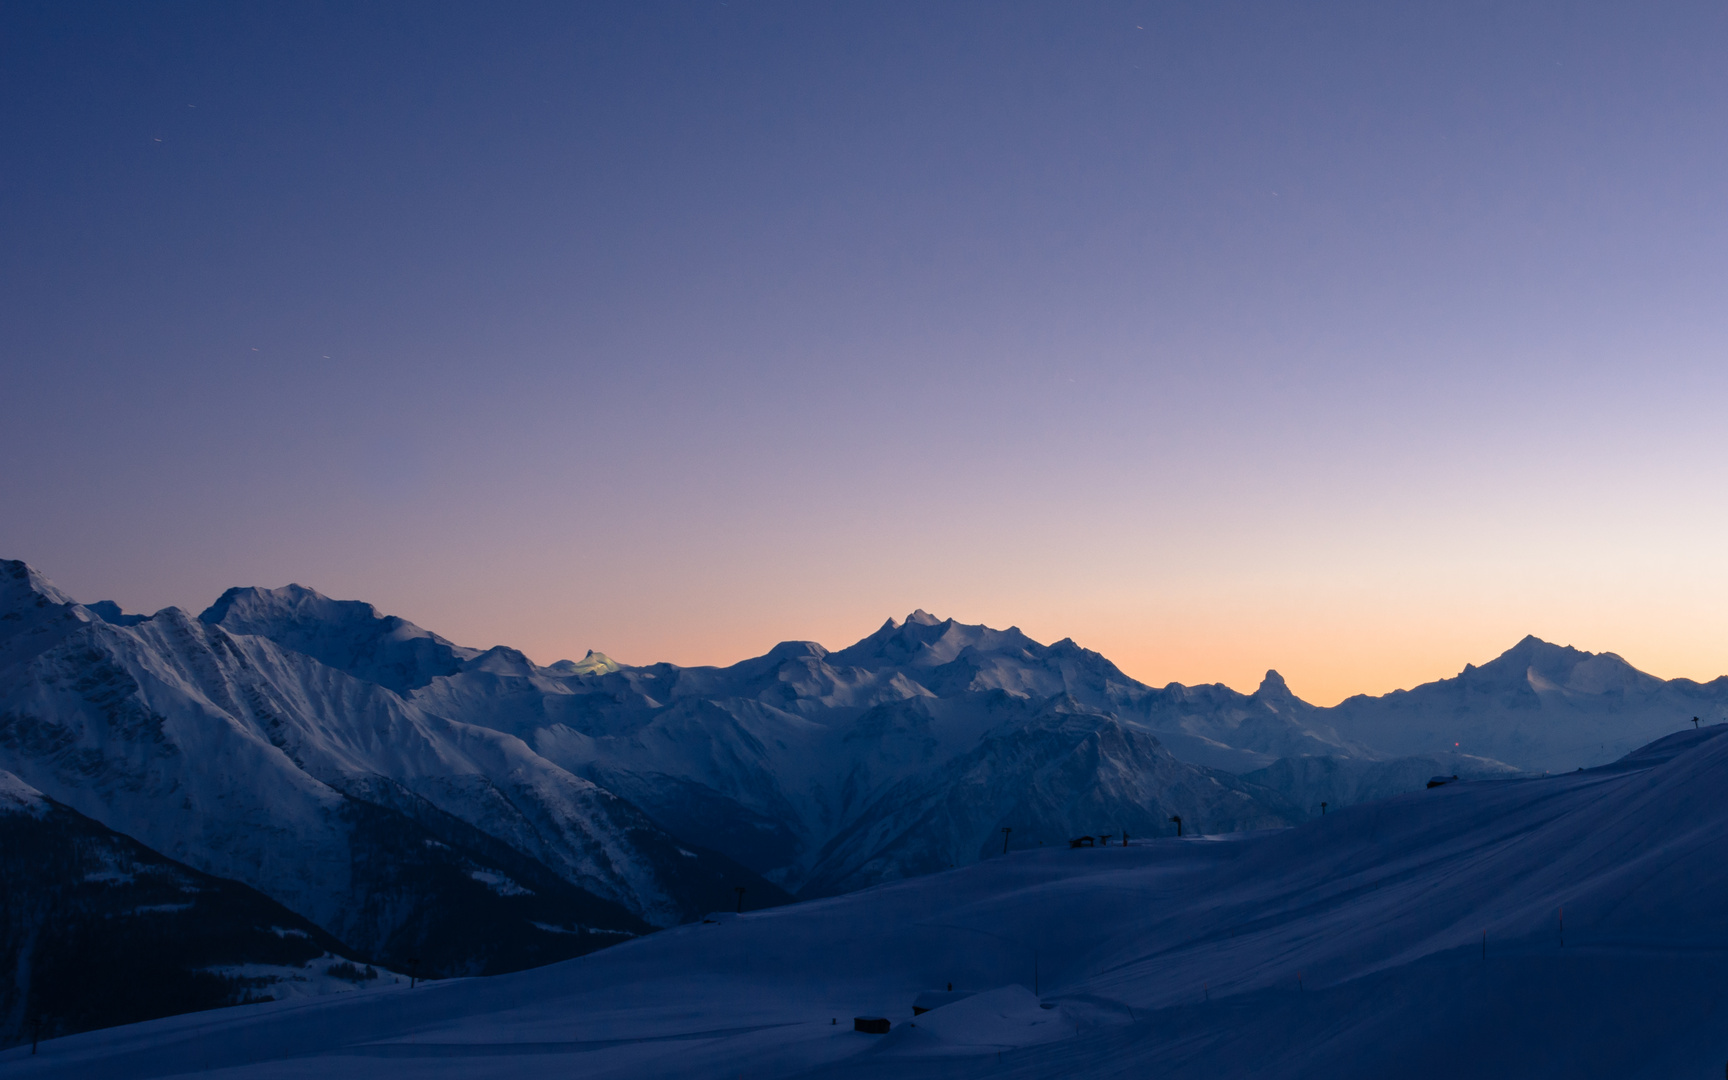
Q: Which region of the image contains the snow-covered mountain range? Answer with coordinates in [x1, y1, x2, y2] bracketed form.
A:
[5, 555, 1723, 1047]
[186, 584, 1345, 896]
[15, 723, 1728, 1078]
[0, 562, 766, 992]
[201, 583, 1718, 893]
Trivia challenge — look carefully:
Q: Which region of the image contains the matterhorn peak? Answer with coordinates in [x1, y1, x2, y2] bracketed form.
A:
[1255, 669, 1293, 698]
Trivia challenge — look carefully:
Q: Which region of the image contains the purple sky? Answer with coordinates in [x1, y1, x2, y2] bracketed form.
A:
[4, 2, 1727, 703]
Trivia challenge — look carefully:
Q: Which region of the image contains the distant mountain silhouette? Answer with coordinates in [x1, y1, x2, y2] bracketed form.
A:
[1317, 635, 1728, 770]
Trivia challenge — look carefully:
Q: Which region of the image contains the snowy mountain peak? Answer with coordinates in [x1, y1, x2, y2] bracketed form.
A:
[553, 650, 621, 677]
[825, 612, 1048, 673]
[1471, 635, 1651, 695]
[1489, 633, 1590, 668]
[200, 583, 405, 637]
[762, 640, 829, 663]
[199, 583, 480, 694]
[470, 645, 538, 675]
[0, 558, 78, 612]
[1322, 633, 1706, 768]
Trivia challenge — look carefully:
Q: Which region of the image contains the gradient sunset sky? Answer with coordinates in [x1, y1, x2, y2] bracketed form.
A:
[4, 2, 1727, 705]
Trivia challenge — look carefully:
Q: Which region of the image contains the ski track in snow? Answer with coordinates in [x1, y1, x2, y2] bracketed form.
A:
[10, 723, 1728, 1079]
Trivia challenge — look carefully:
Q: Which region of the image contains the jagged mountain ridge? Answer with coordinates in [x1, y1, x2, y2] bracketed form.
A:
[12, 559, 1717, 955]
[0, 561, 779, 983]
[199, 594, 1330, 894]
[202, 584, 1728, 891]
[199, 585, 482, 696]
[193, 581, 1728, 896]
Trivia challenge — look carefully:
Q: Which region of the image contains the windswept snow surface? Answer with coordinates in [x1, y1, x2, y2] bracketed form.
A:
[13, 724, 1728, 1079]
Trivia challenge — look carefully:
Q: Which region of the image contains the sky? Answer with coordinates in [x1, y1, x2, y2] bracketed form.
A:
[3, 1, 1727, 705]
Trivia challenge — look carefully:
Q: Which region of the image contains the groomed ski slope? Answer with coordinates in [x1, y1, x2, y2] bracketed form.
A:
[10, 725, 1728, 1080]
